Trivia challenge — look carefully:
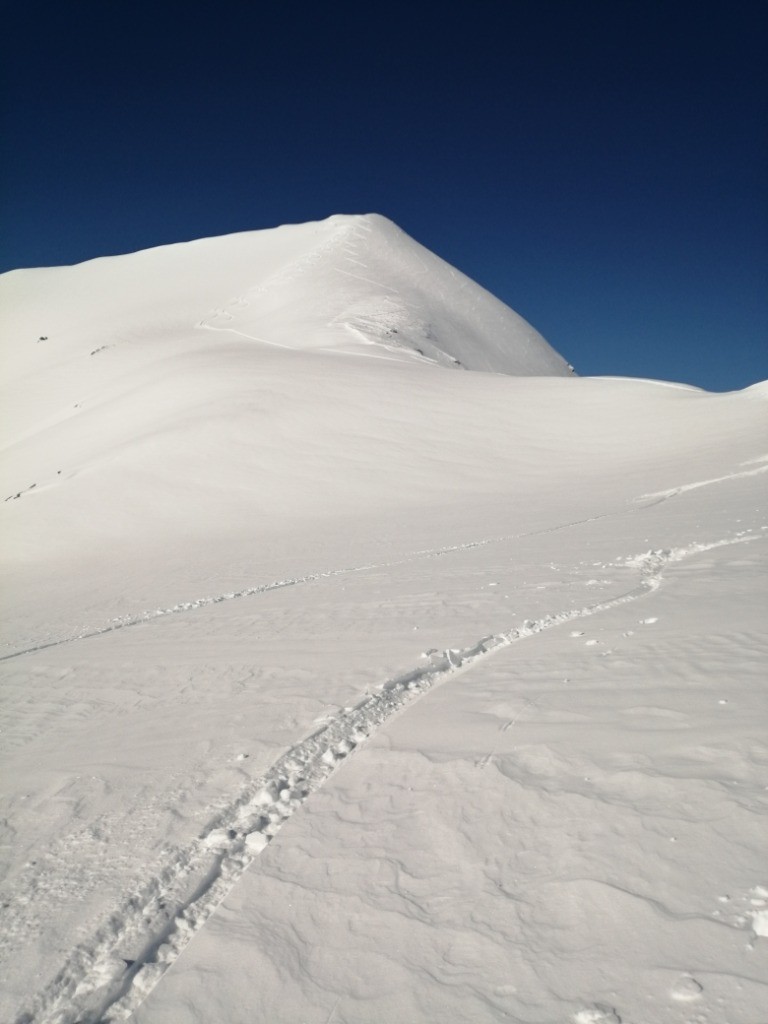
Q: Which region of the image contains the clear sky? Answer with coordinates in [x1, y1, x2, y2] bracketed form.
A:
[2, 2, 766, 390]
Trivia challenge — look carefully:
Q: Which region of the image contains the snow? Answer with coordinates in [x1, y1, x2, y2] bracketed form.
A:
[1, 214, 766, 1024]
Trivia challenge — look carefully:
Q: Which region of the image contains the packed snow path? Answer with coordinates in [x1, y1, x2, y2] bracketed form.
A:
[11, 532, 760, 1024]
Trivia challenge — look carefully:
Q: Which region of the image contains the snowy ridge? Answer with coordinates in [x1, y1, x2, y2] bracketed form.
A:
[12, 531, 759, 1024]
[197, 214, 571, 373]
[195, 216, 354, 350]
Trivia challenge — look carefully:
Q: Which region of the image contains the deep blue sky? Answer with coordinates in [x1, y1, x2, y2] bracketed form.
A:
[2, 2, 766, 390]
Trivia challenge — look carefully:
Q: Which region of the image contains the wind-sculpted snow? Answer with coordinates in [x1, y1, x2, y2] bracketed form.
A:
[195, 214, 571, 375]
[12, 534, 757, 1024]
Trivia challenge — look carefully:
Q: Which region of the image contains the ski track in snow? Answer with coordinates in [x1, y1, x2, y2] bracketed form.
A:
[0, 512, 623, 661]
[12, 532, 760, 1024]
[0, 540, 493, 662]
[636, 458, 768, 501]
[0, 504, 647, 662]
[4, 455, 764, 663]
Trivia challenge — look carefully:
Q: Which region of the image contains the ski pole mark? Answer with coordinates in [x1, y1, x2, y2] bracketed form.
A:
[13, 533, 758, 1024]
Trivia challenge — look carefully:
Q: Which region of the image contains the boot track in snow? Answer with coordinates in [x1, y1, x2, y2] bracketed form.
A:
[12, 533, 759, 1024]
[5, 457, 764, 665]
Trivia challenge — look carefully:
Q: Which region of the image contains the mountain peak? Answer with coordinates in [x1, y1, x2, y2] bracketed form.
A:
[1, 215, 571, 379]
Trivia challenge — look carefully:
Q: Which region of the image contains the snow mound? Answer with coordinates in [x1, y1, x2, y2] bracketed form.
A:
[0, 213, 571, 379]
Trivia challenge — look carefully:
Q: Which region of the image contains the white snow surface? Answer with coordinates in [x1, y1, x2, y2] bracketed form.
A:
[1, 215, 767, 1024]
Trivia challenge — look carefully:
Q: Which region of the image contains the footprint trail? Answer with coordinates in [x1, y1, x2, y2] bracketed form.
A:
[13, 533, 758, 1024]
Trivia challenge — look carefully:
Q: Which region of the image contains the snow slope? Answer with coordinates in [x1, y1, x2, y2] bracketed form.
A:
[1, 219, 766, 1024]
[0, 212, 569, 383]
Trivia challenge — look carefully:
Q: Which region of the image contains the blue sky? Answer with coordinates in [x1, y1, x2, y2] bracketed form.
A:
[2, 2, 766, 390]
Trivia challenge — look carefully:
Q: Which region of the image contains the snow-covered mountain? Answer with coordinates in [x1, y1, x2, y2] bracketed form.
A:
[1, 218, 766, 1024]
[1, 212, 570, 378]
